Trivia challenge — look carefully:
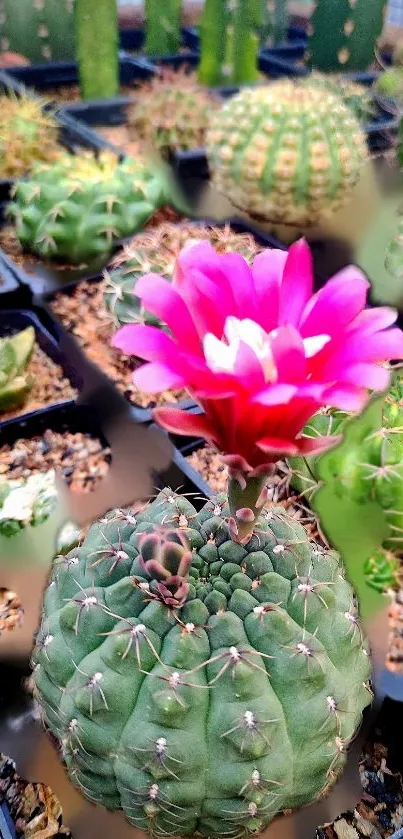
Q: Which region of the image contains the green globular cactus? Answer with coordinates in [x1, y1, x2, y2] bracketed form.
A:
[8, 152, 168, 265]
[127, 70, 218, 158]
[287, 376, 403, 597]
[0, 327, 35, 414]
[104, 221, 262, 328]
[75, 0, 119, 100]
[32, 488, 371, 836]
[207, 79, 368, 228]
[199, 0, 263, 87]
[0, 94, 60, 180]
[145, 0, 182, 56]
[307, 0, 388, 73]
[0, 0, 75, 63]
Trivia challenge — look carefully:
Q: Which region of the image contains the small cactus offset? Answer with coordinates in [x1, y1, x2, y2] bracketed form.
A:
[33, 488, 371, 836]
[145, 0, 182, 57]
[8, 152, 168, 265]
[0, 327, 35, 415]
[0, 0, 75, 63]
[0, 94, 60, 180]
[199, 0, 263, 87]
[307, 0, 388, 73]
[127, 70, 218, 158]
[104, 222, 262, 328]
[207, 79, 368, 228]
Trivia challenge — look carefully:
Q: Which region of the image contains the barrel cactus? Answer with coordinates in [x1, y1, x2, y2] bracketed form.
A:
[0, 94, 60, 179]
[8, 152, 168, 264]
[32, 488, 371, 836]
[127, 70, 218, 157]
[0, 326, 35, 414]
[206, 79, 368, 227]
[104, 222, 262, 328]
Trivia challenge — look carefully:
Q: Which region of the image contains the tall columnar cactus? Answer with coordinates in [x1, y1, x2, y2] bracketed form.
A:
[0, 327, 35, 414]
[206, 79, 368, 227]
[307, 0, 388, 73]
[0, 0, 75, 63]
[145, 0, 182, 56]
[75, 0, 119, 100]
[33, 489, 372, 835]
[199, 0, 263, 87]
[8, 152, 168, 265]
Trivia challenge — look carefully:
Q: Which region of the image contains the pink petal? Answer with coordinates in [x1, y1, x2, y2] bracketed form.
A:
[219, 253, 258, 320]
[252, 384, 297, 406]
[300, 268, 370, 338]
[322, 328, 403, 374]
[112, 323, 180, 363]
[174, 241, 237, 337]
[270, 325, 306, 382]
[135, 273, 201, 354]
[347, 306, 398, 336]
[256, 436, 300, 456]
[152, 407, 218, 442]
[251, 249, 285, 332]
[323, 383, 368, 411]
[233, 341, 265, 391]
[133, 362, 186, 392]
[297, 434, 342, 455]
[279, 239, 313, 327]
[341, 363, 391, 391]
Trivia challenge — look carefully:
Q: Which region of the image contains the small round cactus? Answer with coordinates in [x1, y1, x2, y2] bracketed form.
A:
[8, 152, 168, 264]
[0, 94, 60, 179]
[33, 489, 371, 836]
[104, 221, 262, 328]
[206, 79, 368, 227]
[127, 69, 219, 157]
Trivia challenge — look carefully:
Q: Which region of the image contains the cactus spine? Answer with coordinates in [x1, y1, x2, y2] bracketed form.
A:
[0, 0, 75, 63]
[199, 0, 262, 87]
[32, 488, 371, 835]
[145, 0, 182, 56]
[75, 0, 119, 100]
[307, 0, 388, 72]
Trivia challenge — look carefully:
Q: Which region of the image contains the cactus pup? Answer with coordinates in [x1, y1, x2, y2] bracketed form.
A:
[33, 238, 403, 835]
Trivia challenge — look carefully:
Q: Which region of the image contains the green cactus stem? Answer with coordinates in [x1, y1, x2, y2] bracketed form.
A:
[145, 0, 182, 56]
[33, 488, 371, 835]
[75, 0, 119, 101]
[199, 0, 262, 87]
[273, 0, 287, 45]
[0, 0, 75, 63]
[307, 0, 388, 73]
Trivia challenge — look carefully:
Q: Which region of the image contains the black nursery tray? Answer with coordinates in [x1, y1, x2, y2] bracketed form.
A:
[0, 309, 83, 434]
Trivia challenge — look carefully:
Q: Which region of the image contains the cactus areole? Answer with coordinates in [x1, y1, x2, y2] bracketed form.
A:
[34, 240, 403, 836]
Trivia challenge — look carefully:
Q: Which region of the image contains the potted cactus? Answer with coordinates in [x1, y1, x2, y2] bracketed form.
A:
[31, 235, 403, 834]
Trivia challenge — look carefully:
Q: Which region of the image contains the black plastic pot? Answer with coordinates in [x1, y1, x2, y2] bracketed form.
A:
[0, 250, 25, 307]
[0, 309, 84, 436]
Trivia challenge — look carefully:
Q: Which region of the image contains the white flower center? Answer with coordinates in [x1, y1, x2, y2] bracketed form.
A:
[202, 316, 330, 382]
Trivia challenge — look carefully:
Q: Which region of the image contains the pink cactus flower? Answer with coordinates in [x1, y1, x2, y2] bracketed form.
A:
[112, 238, 403, 474]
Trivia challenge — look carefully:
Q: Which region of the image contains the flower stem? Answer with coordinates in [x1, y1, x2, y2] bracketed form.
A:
[228, 474, 270, 544]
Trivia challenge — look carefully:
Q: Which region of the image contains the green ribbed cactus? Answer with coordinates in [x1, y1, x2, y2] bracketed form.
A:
[199, 0, 263, 87]
[104, 221, 261, 328]
[307, 0, 388, 72]
[8, 152, 168, 265]
[145, 0, 182, 56]
[0, 327, 35, 414]
[0, 0, 75, 63]
[287, 375, 403, 594]
[33, 488, 371, 836]
[206, 79, 368, 228]
[75, 0, 119, 100]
